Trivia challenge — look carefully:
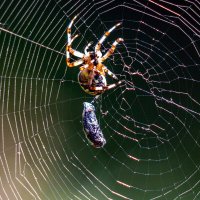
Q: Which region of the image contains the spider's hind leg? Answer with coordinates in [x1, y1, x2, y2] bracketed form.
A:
[89, 80, 123, 93]
[104, 67, 118, 80]
[104, 80, 123, 90]
[66, 15, 84, 61]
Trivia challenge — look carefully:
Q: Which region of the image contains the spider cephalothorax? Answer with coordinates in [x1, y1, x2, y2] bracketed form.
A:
[66, 16, 124, 95]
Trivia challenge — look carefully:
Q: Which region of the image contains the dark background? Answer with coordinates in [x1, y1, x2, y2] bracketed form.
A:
[0, 0, 200, 199]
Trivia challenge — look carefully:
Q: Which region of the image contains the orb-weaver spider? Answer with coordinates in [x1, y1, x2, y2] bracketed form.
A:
[66, 16, 124, 95]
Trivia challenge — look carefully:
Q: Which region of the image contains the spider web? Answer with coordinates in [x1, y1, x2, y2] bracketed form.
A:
[1, 0, 200, 199]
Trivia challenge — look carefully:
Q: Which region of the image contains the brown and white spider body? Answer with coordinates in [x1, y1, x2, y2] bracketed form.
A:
[66, 16, 124, 95]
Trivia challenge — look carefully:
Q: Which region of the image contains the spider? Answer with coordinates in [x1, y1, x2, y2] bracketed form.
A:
[66, 15, 124, 95]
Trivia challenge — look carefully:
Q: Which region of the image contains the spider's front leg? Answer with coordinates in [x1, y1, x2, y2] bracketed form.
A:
[84, 41, 93, 55]
[95, 23, 121, 58]
[66, 15, 84, 67]
[100, 38, 124, 62]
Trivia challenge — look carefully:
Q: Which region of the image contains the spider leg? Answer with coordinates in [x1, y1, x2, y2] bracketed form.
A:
[95, 23, 121, 58]
[84, 41, 93, 55]
[66, 58, 84, 67]
[66, 33, 84, 67]
[79, 59, 95, 71]
[104, 66, 118, 80]
[90, 80, 123, 92]
[66, 16, 85, 67]
[104, 80, 123, 90]
[100, 38, 124, 62]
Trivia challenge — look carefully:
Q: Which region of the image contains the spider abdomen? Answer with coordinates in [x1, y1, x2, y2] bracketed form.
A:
[78, 70, 107, 95]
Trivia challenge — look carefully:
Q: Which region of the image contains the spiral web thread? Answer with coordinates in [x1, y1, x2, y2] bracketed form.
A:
[0, 0, 200, 199]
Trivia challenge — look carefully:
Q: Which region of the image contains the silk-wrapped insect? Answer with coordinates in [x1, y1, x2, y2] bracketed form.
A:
[82, 102, 106, 148]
